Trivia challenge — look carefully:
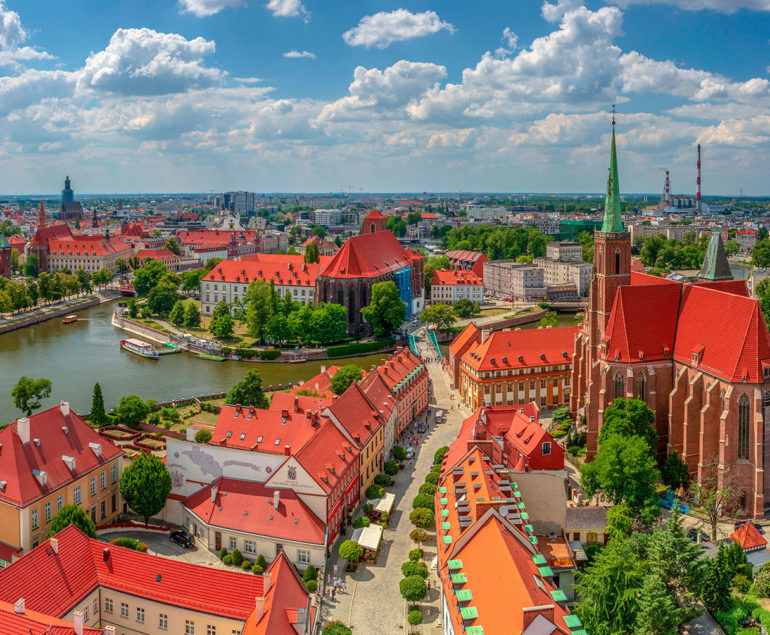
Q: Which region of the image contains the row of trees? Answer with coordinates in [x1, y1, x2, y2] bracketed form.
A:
[418, 299, 480, 331]
[441, 225, 553, 261]
[636, 233, 737, 273]
[0, 268, 113, 313]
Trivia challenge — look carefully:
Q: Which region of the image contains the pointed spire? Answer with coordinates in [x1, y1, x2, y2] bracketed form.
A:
[698, 232, 733, 281]
[38, 201, 46, 228]
[601, 106, 623, 233]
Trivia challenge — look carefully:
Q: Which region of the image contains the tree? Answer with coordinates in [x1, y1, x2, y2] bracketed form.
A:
[409, 508, 435, 529]
[211, 313, 234, 339]
[702, 543, 732, 612]
[210, 299, 230, 324]
[321, 621, 352, 635]
[184, 302, 201, 328]
[408, 610, 424, 626]
[12, 376, 52, 415]
[116, 395, 150, 428]
[517, 254, 533, 264]
[169, 300, 186, 327]
[46, 503, 97, 539]
[453, 298, 480, 319]
[386, 215, 406, 237]
[423, 255, 451, 295]
[90, 382, 107, 426]
[308, 303, 347, 344]
[304, 239, 320, 263]
[606, 503, 635, 541]
[410, 528, 429, 548]
[23, 253, 38, 277]
[662, 450, 690, 492]
[633, 572, 680, 635]
[246, 281, 277, 342]
[331, 365, 364, 395]
[133, 259, 167, 296]
[115, 258, 129, 275]
[338, 539, 363, 563]
[580, 434, 661, 515]
[693, 457, 736, 540]
[75, 269, 92, 294]
[361, 281, 407, 337]
[399, 575, 427, 602]
[420, 303, 455, 331]
[538, 311, 559, 327]
[266, 312, 290, 345]
[599, 398, 658, 457]
[412, 494, 434, 512]
[752, 239, 770, 268]
[226, 370, 269, 408]
[120, 453, 172, 526]
[147, 281, 178, 315]
[194, 429, 212, 443]
[163, 237, 182, 255]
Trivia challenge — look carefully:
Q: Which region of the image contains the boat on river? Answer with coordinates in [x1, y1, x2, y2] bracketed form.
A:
[62, 314, 78, 324]
[196, 353, 226, 362]
[120, 338, 159, 360]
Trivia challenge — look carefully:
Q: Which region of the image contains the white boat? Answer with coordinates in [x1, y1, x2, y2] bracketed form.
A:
[120, 338, 159, 360]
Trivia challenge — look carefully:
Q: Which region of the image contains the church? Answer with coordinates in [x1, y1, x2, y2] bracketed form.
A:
[571, 119, 770, 519]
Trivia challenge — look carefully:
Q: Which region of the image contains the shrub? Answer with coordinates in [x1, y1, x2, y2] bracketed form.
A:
[194, 429, 212, 444]
[219, 547, 228, 559]
[409, 508, 435, 529]
[352, 516, 371, 529]
[302, 564, 318, 582]
[259, 349, 281, 360]
[111, 537, 148, 552]
[252, 563, 263, 574]
[394, 447, 407, 461]
[231, 548, 243, 566]
[384, 461, 399, 476]
[412, 494, 434, 512]
[400, 575, 428, 602]
[321, 621, 352, 635]
[402, 560, 429, 578]
[434, 446, 449, 464]
[424, 471, 440, 485]
[222, 554, 233, 565]
[148, 412, 161, 425]
[753, 566, 770, 597]
[160, 406, 181, 422]
[552, 429, 568, 439]
[419, 482, 437, 496]
[305, 579, 318, 592]
[256, 554, 268, 570]
[365, 484, 384, 500]
[733, 574, 752, 594]
[408, 610, 424, 626]
[374, 474, 392, 487]
[410, 528, 429, 546]
[242, 560, 252, 570]
[409, 549, 423, 562]
[339, 539, 363, 562]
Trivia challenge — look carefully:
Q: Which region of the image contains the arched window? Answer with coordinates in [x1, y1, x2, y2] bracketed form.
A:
[614, 373, 624, 400]
[370, 223, 375, 233]
[615, 248, 621, 274]
[337, 285, 344, 306]
[738, 394, 750, 460]
[739, 491, 747, 512]
[637, 373, 646, 401]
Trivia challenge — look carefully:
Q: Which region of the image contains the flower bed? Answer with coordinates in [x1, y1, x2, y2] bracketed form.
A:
[134, 434, 167, 451]
[99, 426, 141, 441]
[96, 521, 171, 536]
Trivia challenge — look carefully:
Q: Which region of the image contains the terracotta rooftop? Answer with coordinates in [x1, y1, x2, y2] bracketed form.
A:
[731, 522, 768, 551]
[431, 269, 483, 286]
[319, 230, 418, 279]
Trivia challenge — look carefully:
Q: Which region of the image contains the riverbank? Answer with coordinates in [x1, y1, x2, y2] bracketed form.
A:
[0, 296, 101, 334]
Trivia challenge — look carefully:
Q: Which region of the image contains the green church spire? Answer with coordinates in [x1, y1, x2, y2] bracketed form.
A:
[601, 107, 623, 233]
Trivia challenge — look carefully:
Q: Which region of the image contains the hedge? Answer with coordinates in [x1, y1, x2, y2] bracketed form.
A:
[384, 461, 399, 476]
[260, 349, 281, 360]
[111, 537, 148, 552]
[223, 554, 233, 565]
[305, 579, 318, 592]
[326, 339, 393, 358]
[419, 482, 437, 496]
[424, 471, 440, 485]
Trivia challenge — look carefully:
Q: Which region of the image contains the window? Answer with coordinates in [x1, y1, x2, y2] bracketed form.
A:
[100, 471, 106, 491]
[101, 500, 106, 520]
[614, 373, 624, 400]
[136, 607, 144, 623]
[31, 509, 39, 530]
[229, 536, 237, 550]
[110, 464, 117, 484]
[186, 620, 195, 634]
[84, 606, 88, 622]
[90, 507, 96, 523]
[120, 603, 128, 619]
[90, 477, 96, 497]
[587, 532, 598, 545]
[637, 373, 647, 401]
[73, 486, 81, 505]
[44, 501, 52, 523]
[57, 495, 64, 512]
[542, 442, 552, 456]
[111, 493, 117, 513]
[244, 540, 256, 554]
[615, 248, 621, 274]
[207, 627, 217, 635]
[159, 614, 168, 630]
[93, 598, 97, 615]
[738, 393, 751, 460]
[105, 598, 113, 614]
[298, 550, 310, 564]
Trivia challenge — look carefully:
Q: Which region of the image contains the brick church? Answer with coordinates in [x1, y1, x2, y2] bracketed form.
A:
[571, 119, 770, 519]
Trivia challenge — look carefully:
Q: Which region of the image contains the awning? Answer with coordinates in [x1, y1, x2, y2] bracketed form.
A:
[356, 524, 383, 551]
[374, 493, 396, 514]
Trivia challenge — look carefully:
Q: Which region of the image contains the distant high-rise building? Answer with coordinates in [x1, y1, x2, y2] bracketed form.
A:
[223, 191, 256, 215]
[60, 175, 82, 221]
[62, 176, 74, 204]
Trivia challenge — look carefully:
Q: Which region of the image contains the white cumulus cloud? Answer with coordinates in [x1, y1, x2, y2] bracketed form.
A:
[284, 49, 315, 59]
[266, 0, 308, 19]
[0, 0, 53, 66]
[179, 0, 244, 17]
[342, 9, 455, 49]
[79, 28, 223, 95]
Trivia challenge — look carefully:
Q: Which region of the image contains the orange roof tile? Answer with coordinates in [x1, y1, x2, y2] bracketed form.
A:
[731, 522, 768, 551]
[462, 326, 578, 372]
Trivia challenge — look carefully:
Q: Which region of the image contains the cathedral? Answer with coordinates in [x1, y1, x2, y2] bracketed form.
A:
[571, 119, 770, 519]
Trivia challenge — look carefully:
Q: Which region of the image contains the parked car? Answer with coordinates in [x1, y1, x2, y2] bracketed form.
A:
[406, 447, 415, 460]
[686, 527, 710, 543]
[417, 424, 426, 433]
[169, 528, 194, 548]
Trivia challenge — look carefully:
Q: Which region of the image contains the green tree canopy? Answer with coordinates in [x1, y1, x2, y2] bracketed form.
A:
[12, 376, 52, 416]
[361, 281, 407, 337]
[226, 370, 269, 408]
[184, 302, 201, 328]
[133, 259, 167, 297]
[211, 313, 234, 339]
[90, 382, 107, 426]
[452, 298, 480, 319]
[309, 303, 347, 344]
[662, 449, 690, 492]
[169, 300, 186, 326]
[146, 280, 178, 315]
[338, 539, 363, 562]
[163, 237, 182, 255]
[120, 453, 172, 526]
[420, 303, 455, 331]
[116, 395, 150, 428]
[330, 365, 364, 395]
[304, 239, 320, 263]
[600, 398, 658, 456]
[399, 575, 427, 602]
[321, 621, 352, 635]
[752, 239, 770, 268]
[47, 503, 97, 539]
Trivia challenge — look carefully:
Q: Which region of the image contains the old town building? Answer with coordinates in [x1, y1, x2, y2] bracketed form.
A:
[459, 326, 578, 410]
[430, 269, 483, 305]
[571, 118, 770, 519]
[47, 233, 132, 274]
[0, 234, 10, 278]
[377, 348, 429, 438]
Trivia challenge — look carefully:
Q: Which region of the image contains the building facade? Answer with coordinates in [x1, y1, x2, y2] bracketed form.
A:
[47, 234, 133, 274]
[377, 348, 430, 438]
[430, 269, 483, 305]
[483, 260, 547, 301]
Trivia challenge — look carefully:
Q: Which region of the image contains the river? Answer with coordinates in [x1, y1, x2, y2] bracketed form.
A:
[0, 302, 389, 421]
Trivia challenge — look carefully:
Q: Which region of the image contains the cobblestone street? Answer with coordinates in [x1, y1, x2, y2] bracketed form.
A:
[319, 334, 469, 634]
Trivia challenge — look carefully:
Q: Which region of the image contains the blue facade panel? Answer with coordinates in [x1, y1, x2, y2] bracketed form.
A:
[393, 267, 413, 319]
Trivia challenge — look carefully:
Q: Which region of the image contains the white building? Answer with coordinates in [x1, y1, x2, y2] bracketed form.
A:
[313, 209, 342, 227]
[430, 269, 484, 305]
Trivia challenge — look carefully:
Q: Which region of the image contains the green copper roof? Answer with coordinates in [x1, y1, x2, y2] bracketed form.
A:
[698, 232, 733, 281]
[460, 606, 479, 620]
[0, 234, 10, 249]
[601, 120, 623, 233]
[456, 589, 473, 602]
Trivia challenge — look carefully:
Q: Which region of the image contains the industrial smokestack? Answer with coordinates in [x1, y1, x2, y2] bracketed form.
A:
[665, 169, 670, 204]
[697, 144, 702, 211]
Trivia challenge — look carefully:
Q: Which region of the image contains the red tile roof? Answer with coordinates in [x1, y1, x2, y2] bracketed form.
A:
[0, 405, 123, 507]
[48, 235, 130, 257]
[377, 348, 424, 392]
[203, 254, 330, 288]
[292, 365, 342, 398]
[135, 247, 178, 261]
[319, 230, 417, 279]
[630, 271, 678, 286]
[362, 209, 386, 221]
[449, 322, 481, 357]
[445, 249, 488, 264]
[177, 229, 258, 246]
[0, 601, 103, 635]
[462, 326, 579, 372]
[185, 478, 325, 546]
[431, 269, 482, 287]
[326, 383, 383, 448]
[359, 371, 397, 423]
[288, 419, 359, 494]
[30, 223, 72, 247]
[731, 522, 767, 551]
[211, 405, 320, 455]
[268, 391, 333, 416]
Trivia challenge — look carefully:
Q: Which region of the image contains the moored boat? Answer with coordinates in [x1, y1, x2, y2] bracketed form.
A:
[62, 314, 78, 324]
[120, 338, 159, 359]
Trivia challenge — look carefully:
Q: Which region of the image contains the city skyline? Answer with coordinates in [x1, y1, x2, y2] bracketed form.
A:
[0, 0, 769, 194]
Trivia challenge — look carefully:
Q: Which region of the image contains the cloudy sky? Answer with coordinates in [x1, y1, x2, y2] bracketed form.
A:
[1, 0, 769, 195]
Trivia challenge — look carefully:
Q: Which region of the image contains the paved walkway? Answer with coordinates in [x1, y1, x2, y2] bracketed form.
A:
[319, 334, 468, 633]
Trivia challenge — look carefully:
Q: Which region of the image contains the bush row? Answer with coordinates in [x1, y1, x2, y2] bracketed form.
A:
[326, 339, 393, 358]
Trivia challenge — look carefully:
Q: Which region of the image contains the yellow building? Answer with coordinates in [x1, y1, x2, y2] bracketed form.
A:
[0, 403, 123, 562]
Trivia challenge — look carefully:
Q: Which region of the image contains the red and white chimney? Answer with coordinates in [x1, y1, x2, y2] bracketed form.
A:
[697, 144, 702, 211]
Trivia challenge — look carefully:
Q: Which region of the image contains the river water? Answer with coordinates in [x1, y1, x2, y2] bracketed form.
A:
[0, 302, 389, 421]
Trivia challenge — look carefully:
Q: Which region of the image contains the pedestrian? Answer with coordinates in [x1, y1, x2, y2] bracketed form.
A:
[427, 580, 431, 591]
[326, 573, 331, 586]
[331, 587, 336, 601]
[333, 563, 338, 575]
[342, 581, 347, 593]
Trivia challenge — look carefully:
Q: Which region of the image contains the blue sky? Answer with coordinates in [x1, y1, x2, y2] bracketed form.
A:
[1, 0, 769, 195]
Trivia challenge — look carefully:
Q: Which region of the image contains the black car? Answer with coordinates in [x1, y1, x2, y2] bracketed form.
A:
[169, 528, 194, 548]
[686, 527, 710, 543]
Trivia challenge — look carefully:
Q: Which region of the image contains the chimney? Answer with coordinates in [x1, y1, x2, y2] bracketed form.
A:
[294, 395, 299, 410]
[103, 547, 110, 561]
[697, 144, 702, 211]
[14, 598, 24, 614]
[522, 606, 555, 631]
[50, 537, 59, 554]
[73, 610, 84, 635]
[321, 365, 326, 374]
[16, 417, 30, 444]
[273, 491, 280, 508]
[254, 597, 265, 622]
[263, 572, 272, 593]
[104, 627, 116, 635]
[481, 328, 490, 344]
[284, 444, 291, 456]
[59, 401, 70, 417]
[211, 485, 218, 503]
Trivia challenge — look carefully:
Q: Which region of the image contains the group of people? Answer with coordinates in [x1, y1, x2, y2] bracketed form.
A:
[325, 566, 348, 601]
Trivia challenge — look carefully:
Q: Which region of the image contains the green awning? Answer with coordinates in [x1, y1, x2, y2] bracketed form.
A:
[517, 502, 526, 509]
[532, 554, 547, 565]
[528, 535, 538, 545]
[550, 589, 568, 602]
[513, 490, 522, 498]
[456, 589, 473, 602]
[563, 614, 583, 629]
[538, 566, 554, 577]
[443, 535, 453, 544]
[520, 512, 529, 520]
[442, 522, 451, 530]
[460, 607, 479, 620]
[466, 627, 484, 635]
[441, 509, 449, 517]
[451, 573, 467, 584]
[439, 486, 447, 493]
[448, 559, 463, 570]
[440, 497, 448, 505]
